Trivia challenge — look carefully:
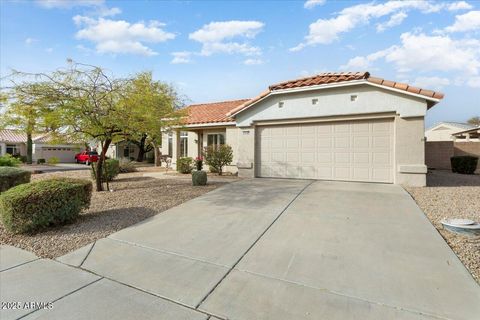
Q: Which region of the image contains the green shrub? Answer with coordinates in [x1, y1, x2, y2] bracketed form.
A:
[177, 157, 193, 174]
[17, 155, 28, 163]
[0, 178, 92, 234]
[0, 154, 21, 167]
[37, 158, 46, 164]
[192, 170, 207, 186]
[209, 165, 219, 173]
[47, 157, 59, 165]
[0, 167, 31, 193]
[91, 159, 119, 182]
[451, 156, 478, 174]
[204, 144, 233, 175]
[119, 159, 137, 173]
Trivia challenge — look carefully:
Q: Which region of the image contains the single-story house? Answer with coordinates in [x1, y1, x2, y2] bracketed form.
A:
[452, 126, 480, 142]
[163, 72, 444, 186]
[425, 122, 476, 142]
[102, 140, 154, 162]
[0, 129, 81, 163]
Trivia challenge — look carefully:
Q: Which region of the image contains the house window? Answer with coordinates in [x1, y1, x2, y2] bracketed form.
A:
[6, 144, 19, 156]
[168, 133, 173, 156]
[123, 144, 134, 158]
[180, 131, 188, 157]
[207, 133, 225, 150]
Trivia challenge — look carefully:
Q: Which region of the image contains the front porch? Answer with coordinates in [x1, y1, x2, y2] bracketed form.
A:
[161, 125, 239, 174]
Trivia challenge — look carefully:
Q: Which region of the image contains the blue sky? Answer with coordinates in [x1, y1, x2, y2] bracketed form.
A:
[1, 0, 479, 127]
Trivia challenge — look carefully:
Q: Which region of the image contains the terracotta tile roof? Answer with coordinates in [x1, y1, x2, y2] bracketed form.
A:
[269, 72, 368, 91]
[183, 99, 250, 125]
[228, 72, 444, 116]
[367, 76, 444, 99]
[0, 129, 27, 143]
[0, 129, 63, 144]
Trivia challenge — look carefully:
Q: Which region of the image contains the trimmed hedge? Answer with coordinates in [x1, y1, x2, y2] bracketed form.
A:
[91, 159, 119, 182]
[0, 167, 31, 193]
[0, 154, 21, 167]
[0, 178, 92, 234]
[451, 156, 478, 174]
[177, 157, 193, 174]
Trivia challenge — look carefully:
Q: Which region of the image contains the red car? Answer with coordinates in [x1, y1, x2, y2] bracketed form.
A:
[75, 151, 99, 165]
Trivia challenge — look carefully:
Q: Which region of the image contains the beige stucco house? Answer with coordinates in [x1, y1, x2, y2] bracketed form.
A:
[0, 129, 80, 163]
[163, 72, 444, 186]
[425, 122, 477, 142]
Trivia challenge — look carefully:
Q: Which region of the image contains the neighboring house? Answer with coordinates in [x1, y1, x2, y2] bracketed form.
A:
[425, 122, 476, 141]
[163, 72, 443, 186]
[0, 129, 81, 163]
[452, 126, 480, 142]
[103, 140, 154, 162]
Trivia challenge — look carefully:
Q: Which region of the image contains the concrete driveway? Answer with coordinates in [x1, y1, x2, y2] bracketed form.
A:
[1, 179, 479, 320]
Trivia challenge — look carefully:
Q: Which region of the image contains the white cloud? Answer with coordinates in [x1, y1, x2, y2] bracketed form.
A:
[171, 51, 192, 64]
[447, 1, 473, 11]
[304, 0, 326, 10]
[376, 11, 408, 32]
[413, 76, 450, 89]
[467, 77, 480, 87]
[189, 20, 264, 56]
[291, 1, 474, 51]
[244, 58, 264, 65]
[25, 37, 38, 45]
[74, 17, 175, 56]
[45, 47, 54, 53]
[445, 10, 480, 32]
[342, 32, 480, 88]
[36, 0, 104, 9]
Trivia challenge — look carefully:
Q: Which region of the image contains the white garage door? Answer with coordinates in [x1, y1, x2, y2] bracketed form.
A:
[41, 147, 77, 163]
[256, 118, 394, 183]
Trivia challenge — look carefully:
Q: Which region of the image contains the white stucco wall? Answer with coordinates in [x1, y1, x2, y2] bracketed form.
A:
[425, 124, 465, 141]
[235, 85, 427, 127]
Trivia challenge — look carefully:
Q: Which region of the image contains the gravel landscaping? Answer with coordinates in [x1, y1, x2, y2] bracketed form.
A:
[0, 168, 236, 259]
[405, 170, 480, 284]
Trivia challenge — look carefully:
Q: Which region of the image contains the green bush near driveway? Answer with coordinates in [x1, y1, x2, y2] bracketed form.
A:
[0, 178, 92, 234]
[119, 159, 137, 173]
[0, 167, 31, 193]
[0, 154, 22, 167]
[451, 156, 478, 174]
[37, 158, 46, 164]
[91, 159, 120, 182]
[177, 157, 194, 174]
[47, 157, 60, 165]
[204, 144, 233, 175]
[192, 170, 207, 186]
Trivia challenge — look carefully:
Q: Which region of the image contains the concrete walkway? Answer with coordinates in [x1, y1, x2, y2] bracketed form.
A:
[1, 179, 479, 319]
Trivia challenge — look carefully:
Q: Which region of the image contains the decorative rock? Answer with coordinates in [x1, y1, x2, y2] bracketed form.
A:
[192, 170, 207, 186]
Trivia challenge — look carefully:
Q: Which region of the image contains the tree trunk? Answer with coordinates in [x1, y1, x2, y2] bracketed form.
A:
[136, 134, 147, 162]
[95, 138, 112, 192]
[153, 142, 161, 167]
[26, 132, 33, 165]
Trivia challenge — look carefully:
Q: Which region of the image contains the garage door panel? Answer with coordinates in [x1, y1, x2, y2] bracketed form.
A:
[353, 167, 370, 180]
[256, 118, 393, 183]
[353, 136, 370, 148]
[334, 137, 350, 148]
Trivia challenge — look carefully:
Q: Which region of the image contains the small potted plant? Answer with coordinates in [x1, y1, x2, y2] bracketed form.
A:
[195, 156, 203, 171]
[192, 156, 207, 186]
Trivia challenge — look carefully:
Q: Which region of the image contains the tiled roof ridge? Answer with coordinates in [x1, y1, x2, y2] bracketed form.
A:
[188, 98, 251, 108]
[269, 71, 369, 90]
